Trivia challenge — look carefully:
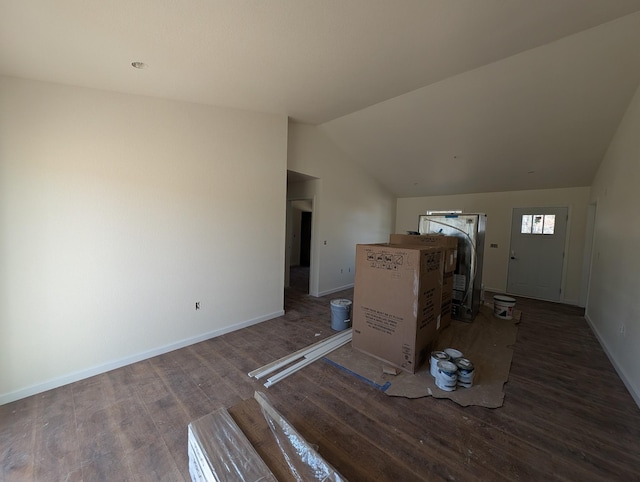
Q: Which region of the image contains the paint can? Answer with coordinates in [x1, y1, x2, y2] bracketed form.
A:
[435, 360, 458, 391]
[493, 295, 516, 320]
[444, 348, 463, 361]
[454, 357, 475, 388]
[430, 351, 450, 378]
[330, 299, 352, 331]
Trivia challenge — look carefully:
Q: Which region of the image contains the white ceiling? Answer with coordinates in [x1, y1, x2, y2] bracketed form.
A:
[2, 1, 640, 197]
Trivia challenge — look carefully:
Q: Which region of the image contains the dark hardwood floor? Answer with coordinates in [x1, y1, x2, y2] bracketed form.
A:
[2, 267, 639, 481]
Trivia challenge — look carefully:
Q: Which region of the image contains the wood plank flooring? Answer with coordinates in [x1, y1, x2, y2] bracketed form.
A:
[1, 267, 639, 481]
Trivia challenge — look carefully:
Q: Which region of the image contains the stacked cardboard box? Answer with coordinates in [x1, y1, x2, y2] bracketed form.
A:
[388, 233, 458, 331]
[352, 243, 444, 373]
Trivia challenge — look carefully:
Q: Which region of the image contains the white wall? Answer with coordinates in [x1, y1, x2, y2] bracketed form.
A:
[588, 83, 640, 406]
[288, 123, 396, 296]
[0, 77, 288, 403]
[396, 187, 590, 304]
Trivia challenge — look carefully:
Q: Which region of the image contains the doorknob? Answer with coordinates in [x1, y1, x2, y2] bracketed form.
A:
[510, 250, 517, 260]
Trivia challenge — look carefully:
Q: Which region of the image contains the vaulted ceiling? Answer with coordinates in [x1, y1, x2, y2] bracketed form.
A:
[2, 1, 640, 196]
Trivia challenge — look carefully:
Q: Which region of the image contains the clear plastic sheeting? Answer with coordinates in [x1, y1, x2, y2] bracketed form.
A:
[254, 391, 348, 482]
[187, 408, 277, 482]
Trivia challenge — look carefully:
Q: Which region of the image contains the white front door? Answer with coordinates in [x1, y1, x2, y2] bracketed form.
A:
[507, 207, 568, 301]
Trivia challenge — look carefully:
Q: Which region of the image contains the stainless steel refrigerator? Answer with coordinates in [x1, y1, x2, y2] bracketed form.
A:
[418, 213, 487, 322]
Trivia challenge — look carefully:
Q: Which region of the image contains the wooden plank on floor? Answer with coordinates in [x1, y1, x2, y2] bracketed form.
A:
[227, 398, 297, 482]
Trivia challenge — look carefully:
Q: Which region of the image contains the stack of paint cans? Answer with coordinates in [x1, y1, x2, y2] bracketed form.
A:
[429, 351, 450, 377]
[430, 347, 476, 391]
[435, 360, 458, 391]
[454, 357, 475, 388]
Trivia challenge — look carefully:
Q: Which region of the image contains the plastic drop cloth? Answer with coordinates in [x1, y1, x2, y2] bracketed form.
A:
[254, 391, 347, 482]
[188, 408, 277, 482]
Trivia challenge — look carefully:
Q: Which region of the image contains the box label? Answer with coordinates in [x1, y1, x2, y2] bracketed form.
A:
[419, 285, 438, 328]
[366, 250, 405, 270]
[361, 306, 403, 335]
[423, 251, 441, 273]
[401, 343, 413, 366]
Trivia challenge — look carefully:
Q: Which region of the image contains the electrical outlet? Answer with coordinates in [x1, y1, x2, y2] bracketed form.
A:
[490, 243, 498, 248]
[195, 302, 201, 310]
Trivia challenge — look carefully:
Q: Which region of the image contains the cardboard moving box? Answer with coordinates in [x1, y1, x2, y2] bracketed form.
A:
[352, 244, 443, 374]
[440, 271, 454, 331]
[389, 233, 457, 331]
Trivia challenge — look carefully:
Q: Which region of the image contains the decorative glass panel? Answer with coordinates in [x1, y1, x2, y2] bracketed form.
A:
[543, 215, 556, 235]
[521, 213, 557, 235]
[532, 215, 543, 234]
[521, 215, 532, 234]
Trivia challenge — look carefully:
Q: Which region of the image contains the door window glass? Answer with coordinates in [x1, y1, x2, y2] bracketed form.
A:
[521, 214, 556, 235]
[521, 215, 532, 234]
[543, 215, 556, 234]
[532, 215, 543, 234]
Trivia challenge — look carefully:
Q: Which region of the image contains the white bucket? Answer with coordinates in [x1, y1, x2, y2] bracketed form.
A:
[444, 348, 463, 360]
[494, 295, 516, 320]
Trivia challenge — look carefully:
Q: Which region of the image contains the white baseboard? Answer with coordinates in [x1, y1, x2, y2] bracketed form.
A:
[483, 287, 504, 295]
[487, 286, 580, 306]
[585, 313, 640, 409]
[317, 283, 354, 297]
[0, 310, 284, 406]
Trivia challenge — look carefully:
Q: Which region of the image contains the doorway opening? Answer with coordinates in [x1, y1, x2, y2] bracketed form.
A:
[288, 199, 313, 293]
[286, 170, 318, 296]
